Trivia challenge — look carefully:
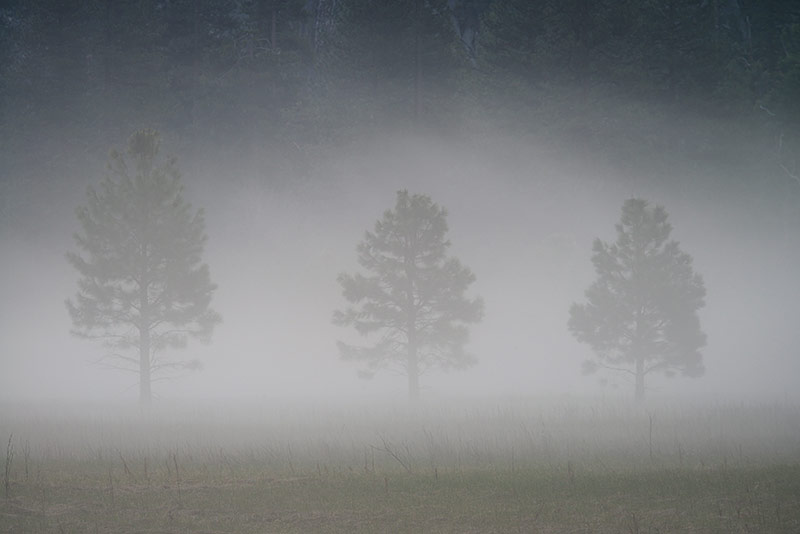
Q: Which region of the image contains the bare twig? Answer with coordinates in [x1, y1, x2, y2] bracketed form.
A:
[172, 452, 182, 507]
[758, 103, 775, 116]
[118, 450, 134, 481]
[107, 466, 115, 508]
[4, 434, 13, 500]
[22, 440, 30, 482]
[374, 435, 413, 473]
[779, 163, 800, 185]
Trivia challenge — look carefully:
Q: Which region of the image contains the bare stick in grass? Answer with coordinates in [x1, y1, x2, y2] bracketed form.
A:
[173, 451, 182, 507]
[628, 511, 640, 534]
[22, 440, 29, 482]
[118, 450, 134, 481]
[4, 434, 13, 500]
[375, 435, 412, 473]
[287, 442, 295, 475]
[567, 460, 575, 488]
[107, 466, 115, 508]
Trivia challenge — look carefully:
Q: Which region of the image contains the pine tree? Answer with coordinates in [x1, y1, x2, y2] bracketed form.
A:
[66, 129, 220, 407]
[568, 198, 706, 402]
[334, 190, 483, 401]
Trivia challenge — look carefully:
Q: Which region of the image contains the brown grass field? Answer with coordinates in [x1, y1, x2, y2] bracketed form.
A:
[2, 398, 799, 533]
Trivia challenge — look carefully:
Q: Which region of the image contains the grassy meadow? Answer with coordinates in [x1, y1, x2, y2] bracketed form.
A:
[1, 397, 799, 533]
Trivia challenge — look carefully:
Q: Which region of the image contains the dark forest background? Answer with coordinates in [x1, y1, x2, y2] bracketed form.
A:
[2, 0, 799, 206]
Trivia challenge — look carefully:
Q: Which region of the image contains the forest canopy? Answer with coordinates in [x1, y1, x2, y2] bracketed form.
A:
[1, 0, 798, 180]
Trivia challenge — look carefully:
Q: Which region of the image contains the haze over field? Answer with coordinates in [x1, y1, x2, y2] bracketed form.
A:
[1, 1, 799, 405]
[3, 131, 798, 404]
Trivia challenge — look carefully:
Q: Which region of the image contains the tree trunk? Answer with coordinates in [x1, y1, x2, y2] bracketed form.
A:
[405, 248, 420, 402]
[634, 357, 645, 403]
[407, 331, 420, 402]
[139, 278, 152, 409]
[139, 326, 151, 409]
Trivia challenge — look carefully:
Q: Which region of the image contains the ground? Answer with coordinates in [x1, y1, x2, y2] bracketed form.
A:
[2, 399, 799, 533]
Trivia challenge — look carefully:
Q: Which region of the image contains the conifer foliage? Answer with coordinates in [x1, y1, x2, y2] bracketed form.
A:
[67, 130, 220, 407]
[568, 199, 706, 402]
[334, 191, 483, 401]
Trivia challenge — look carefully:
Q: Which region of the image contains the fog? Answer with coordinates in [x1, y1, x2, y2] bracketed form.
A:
[5, 5, 800, 532]
[2, 123, 799, 406]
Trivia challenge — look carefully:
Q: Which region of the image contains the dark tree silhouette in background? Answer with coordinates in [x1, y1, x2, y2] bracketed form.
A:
[67, 130, 221, 408]
[334, 190, 484, 401]
[568, 198, 706, 402]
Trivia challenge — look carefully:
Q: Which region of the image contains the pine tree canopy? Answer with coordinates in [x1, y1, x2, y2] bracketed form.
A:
[568, 198, 706, 401]
[333, 190, 483, 400]
[66, 129, 220, 405]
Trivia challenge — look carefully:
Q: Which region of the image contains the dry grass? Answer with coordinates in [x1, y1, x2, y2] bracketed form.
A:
[1, 398, 799, 533]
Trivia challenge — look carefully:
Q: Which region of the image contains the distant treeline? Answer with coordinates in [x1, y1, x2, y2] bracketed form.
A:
[1, 0, 799, 176]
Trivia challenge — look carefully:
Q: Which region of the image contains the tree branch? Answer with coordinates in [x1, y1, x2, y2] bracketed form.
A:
[90, 354, 139, 373]
[780, 163, 800, 185]
[596, 362, 637, 377]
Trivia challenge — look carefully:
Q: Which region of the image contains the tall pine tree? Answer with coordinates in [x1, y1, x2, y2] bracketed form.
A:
[67, 130, 220, 407]
[334, 191, 483, 401]
[568, 198, 706, 402]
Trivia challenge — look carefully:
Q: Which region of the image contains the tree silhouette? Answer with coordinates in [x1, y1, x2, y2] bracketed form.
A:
[67, 129, 220, 407]
[568, 198, 706, 401]
[334, 190, 483, 401]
